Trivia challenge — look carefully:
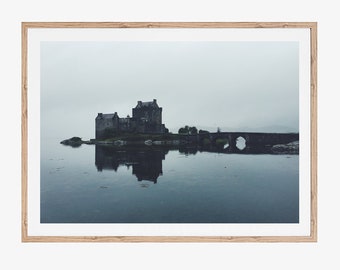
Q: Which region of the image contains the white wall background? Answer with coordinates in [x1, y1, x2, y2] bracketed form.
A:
[0, 0, 338, 269]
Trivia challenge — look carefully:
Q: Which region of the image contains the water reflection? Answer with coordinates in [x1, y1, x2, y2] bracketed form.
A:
[41, 136, 299, 223]
[95, 143, 289, 183]
[95, 145, 167, 183]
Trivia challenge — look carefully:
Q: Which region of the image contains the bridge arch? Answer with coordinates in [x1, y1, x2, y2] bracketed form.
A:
[235, 136, 246, 150]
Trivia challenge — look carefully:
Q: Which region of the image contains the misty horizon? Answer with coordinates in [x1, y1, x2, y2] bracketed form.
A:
[41, 41, 299, 139]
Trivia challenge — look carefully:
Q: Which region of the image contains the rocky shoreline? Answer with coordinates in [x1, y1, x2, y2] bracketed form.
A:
[271, 141, 299, 154]
[60, 136, 299, 154]
[60, 137, 184, 147]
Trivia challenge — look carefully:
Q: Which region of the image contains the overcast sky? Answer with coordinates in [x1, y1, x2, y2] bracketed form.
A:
[41, 41, 299, 139]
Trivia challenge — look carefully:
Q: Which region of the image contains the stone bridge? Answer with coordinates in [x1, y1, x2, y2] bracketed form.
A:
[181, 132, 299, 151]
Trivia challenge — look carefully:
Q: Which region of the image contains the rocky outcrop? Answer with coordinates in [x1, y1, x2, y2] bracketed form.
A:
[60, 137, 83, 147]
[271, 141, 299, 154]
[60, 137, 94, 147]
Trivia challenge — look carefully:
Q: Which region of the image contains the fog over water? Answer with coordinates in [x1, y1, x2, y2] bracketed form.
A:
[41, 41, 299, 139]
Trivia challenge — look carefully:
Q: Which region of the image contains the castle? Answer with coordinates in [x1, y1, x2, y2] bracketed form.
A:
[95, 99, 168, 139]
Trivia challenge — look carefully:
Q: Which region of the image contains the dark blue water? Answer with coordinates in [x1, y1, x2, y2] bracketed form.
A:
[40, 138, 299, 223]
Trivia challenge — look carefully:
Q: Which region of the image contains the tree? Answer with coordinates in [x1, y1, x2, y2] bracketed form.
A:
[178, 125, 197, 135]
[178, 127, 187, 134]
[189, 126, 198, 135]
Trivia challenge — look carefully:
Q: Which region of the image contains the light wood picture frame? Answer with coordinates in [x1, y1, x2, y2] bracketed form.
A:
[22, 22, 317, 242]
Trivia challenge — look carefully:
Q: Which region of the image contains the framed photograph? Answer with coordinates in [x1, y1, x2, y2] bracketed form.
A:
[22, 22, 317, 242]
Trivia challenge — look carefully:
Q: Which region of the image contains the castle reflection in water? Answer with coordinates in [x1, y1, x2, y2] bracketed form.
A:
[94, 144, 284, 184]
[95, 145, 168, 183]
[95, 145, 207, 183]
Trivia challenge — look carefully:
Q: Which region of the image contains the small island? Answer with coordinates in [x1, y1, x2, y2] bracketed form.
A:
[61, 99, 299, 154]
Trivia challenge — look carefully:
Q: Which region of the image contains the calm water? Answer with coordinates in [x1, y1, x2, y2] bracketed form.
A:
[41, 138, 299, 223]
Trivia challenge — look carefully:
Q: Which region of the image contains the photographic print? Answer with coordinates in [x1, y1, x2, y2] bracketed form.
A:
[22, 22, 317, 242]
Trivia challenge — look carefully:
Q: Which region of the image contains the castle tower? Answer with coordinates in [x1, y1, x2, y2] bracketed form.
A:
[132, 99, 162, 125]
